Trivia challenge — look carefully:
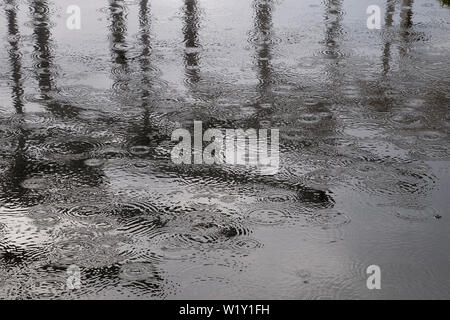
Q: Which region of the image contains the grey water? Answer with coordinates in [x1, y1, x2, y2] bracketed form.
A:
[0, 0, 449, 299]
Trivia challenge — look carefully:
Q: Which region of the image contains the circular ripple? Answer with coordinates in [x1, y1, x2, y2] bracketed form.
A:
[149, 210, 252, 256]
[119, 262, 158, 282]
[9, 112, 54, 131]
[347, 163, 436, 197]
[149, 233, 199, 261]
[161, 209, 251, 247]
[245, 208, 289, 226]
[181, 221, 247, 245]
[306, 210, 351, 229]
[27, 277, 66, 299]
[390, 110, 423, 128]
[132, 160, 151, 169]
[316, 49, 347, 60]
[229, 237, 263, 252]
[28, 205, 61, 228]
[56, 85, 96, 100]
[51, 238, 97, 265]
[417, 130, 446, 141]
[40, 138, 106, 162]
[51, 232, 122, 267]
[117, 214, 166, 238]
[64, 204, 109, 219]
[261, 193, 300, 203]
[393, 206, 437, 223]
[109, 201, 160, 218]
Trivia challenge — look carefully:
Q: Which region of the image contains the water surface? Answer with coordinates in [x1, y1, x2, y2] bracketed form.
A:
[0, 0, 449, 299]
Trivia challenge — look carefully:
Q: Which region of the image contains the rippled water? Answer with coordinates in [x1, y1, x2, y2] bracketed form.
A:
[0, 0, 449, 299]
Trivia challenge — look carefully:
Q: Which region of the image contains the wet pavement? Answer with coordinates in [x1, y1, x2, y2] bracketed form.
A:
[0, 0, 449, 299]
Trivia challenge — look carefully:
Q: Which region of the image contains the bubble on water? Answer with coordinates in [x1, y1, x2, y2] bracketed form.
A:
[390, 110, 423, 128]
[84, 158, 106, 167]
[133, 160, 150, 169]
[20, 176, 51, 190]
[298, 113, 322, 125]
[129, 145, 151, 156]
[295, 269, 312, 279]
[404, 98, 425, 108]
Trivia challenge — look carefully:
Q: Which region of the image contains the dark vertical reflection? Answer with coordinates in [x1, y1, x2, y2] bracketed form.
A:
[382, 0, 396, 76]
[125, 0, 165, 155]
[139, 0, 152, 143]
[400, 0, 414, 28]
[318, 0, 343, 136]
[31, 0, 54, 97]
[2, 0, 30, 204]
[108, 0, 131, 102]
[109, 0, 128, 67]
[323, 0, 344, 88]
[139, 0, 152, 107]
[31, 0, 79, 117]
[252, 0, 274, 105]
[0, 0, 103, 206]
[5, 0, 24, 114]
[323, 0, 343, 57]
[131, 0, 157, 145]
[399, 0, 414, 57]
[183, 0, 201, 85]
[367, 0, 397, 113]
